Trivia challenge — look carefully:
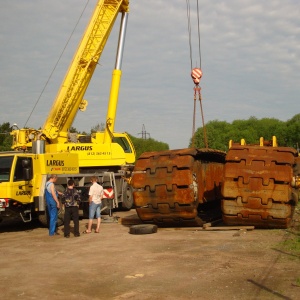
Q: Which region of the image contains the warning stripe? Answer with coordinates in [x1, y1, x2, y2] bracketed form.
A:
[103, 188, 114, 199]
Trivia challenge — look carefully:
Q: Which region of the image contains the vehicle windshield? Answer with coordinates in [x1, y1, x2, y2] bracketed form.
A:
[0, 156, 13, 182]
[112, 137, 132, 153]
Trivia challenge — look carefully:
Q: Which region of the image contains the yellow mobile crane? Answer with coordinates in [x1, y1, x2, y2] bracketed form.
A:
[0, 0, 135, 225]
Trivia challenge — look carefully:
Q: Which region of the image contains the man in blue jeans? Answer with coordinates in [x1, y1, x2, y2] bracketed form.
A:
[45, 174, 63, 236]
[84, 176, 103, 233]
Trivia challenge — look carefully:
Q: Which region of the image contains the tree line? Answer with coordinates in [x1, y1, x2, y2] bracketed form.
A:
[1, 113, 299, 155]
[191, 114, 300, 152]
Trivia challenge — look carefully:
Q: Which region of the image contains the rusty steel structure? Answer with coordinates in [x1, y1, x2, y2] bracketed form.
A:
[222, 139, 300, 229]
[131, 148, 226, 226]
[131, 138, 300, 228]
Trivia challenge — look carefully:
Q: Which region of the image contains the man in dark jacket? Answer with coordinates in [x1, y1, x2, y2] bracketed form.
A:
[62, 179, 81, 238]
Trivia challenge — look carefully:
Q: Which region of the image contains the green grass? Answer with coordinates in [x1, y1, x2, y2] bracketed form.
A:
[279, 204, 300, 287]
[280, 204, 300, 255]
[280, 236, 300, 255]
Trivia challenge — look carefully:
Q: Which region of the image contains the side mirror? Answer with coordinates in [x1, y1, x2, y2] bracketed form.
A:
[22, 159, 33, 181]
[23, 168, 32, 181]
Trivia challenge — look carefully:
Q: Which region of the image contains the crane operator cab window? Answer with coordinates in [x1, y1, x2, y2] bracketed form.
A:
[112, 137, 132, 153]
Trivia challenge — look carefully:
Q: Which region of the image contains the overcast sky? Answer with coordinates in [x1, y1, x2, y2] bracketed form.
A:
[0, 0, 299, 150]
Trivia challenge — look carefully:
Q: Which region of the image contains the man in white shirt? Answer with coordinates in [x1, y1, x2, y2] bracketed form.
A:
[84, 176, 103, 233]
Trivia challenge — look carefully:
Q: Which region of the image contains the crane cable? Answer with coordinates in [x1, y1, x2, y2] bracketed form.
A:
[186, 0, 193, 71]
[24, 0, 90, 128]
[186, 0, 208, 148]
[196, 0, 202, 69]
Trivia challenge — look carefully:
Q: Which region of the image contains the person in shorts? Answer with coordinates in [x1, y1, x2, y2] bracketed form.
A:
[84, 176, 103, 233]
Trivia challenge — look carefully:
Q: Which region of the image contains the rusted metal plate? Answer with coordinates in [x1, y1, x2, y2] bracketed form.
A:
[222, 198, 292, 218]
[222, 214, 292, 229]
[132, 148, 225, 224]
[132, 150, 197, 222]
[198, 161, 224, 204]
[132, 166, 194, 191]
[222, 145, 297, 228]
[137, 148, 198, 160]
[223, 177, 292, 203]
[134, 185, 195, 208]
[224, 161, 293, 183]
[136, 204, 198, 222]
[226, 146, 297, 165]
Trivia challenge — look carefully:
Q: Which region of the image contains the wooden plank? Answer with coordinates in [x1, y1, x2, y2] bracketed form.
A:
[158, 227, 203, 231]
[203, 226, 255, 231]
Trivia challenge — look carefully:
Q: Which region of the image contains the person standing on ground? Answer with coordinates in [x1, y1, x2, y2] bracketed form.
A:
[45, 174, 63, 236]
[62, 179, 81, 238]
[84, 176, 103, 233]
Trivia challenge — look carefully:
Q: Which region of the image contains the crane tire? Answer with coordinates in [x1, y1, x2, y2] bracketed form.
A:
[129, 224, 158, 235]
[122, 182, 134, 210]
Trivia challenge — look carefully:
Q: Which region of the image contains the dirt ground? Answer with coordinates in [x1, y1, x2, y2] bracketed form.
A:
[0, 210, 299, 300]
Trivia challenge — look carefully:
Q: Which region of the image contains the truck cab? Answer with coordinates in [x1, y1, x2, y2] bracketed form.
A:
[0, 150, 79, 224]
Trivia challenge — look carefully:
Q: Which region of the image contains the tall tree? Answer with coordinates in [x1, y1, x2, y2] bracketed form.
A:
[0, 122, 13, 151]
[91, 123, 105, 133]
[286, 114, 300, 149]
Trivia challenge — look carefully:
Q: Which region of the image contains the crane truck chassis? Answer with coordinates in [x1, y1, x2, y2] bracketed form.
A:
[0, 150, 133, 225]
[131, 137, 300, 229]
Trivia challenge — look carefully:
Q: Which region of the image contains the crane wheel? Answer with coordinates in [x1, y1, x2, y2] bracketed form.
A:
[222, 145, 298, 229]
[122, 181, 134, 210]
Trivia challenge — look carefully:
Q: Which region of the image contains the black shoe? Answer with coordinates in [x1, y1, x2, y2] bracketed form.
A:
[74, 234, 80, 237]
[64, 235, 70, 238]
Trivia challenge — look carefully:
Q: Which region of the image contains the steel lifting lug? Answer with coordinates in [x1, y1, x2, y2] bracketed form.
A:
[291, 176, 300, 188]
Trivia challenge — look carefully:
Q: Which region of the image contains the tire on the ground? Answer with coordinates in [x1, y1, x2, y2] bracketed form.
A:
[129, 224, 158, 235]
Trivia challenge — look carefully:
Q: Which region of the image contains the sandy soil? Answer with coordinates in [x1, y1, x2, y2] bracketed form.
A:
[0, 210, 299, 300]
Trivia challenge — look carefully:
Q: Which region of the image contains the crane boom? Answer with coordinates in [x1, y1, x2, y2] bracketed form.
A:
[43, 0, 129, 143]
[11, 0, 129, 147]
